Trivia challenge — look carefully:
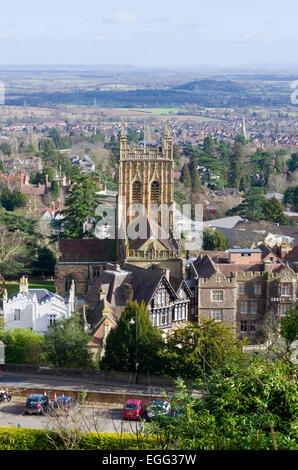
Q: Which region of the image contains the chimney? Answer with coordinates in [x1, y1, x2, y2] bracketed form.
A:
[45, 174, 49, 186]
[19, 276, 29, 293]
[263, 260, 273, 273]
[123, 283, 134, 302]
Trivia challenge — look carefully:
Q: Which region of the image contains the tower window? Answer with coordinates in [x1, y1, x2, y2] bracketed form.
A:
[132, 181, 142, 203]
[151, 181, 160, 203]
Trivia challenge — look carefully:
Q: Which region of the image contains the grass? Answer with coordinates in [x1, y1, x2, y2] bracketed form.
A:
[4, 280, 55, 296]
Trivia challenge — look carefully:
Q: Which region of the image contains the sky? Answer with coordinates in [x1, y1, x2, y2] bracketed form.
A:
[0, 0, 297, 68]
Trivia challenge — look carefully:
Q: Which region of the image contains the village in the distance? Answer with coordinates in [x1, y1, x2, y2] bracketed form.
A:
[0, 62, 297, 453]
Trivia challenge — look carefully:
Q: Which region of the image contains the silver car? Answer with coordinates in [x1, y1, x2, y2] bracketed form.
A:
[147, 401, 171, 421]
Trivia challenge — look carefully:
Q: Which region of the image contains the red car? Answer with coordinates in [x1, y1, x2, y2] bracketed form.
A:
[122, 399, 147, 420]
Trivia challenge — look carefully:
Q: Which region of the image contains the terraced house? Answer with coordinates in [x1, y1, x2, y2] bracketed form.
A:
[187, 247, 298, 344]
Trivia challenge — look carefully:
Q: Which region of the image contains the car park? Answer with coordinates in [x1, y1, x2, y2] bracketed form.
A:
[122, 399, 147, 420]
[24, 394, 51, 415]
[52, 396, 78, 413]
[147, 400, 171, 421]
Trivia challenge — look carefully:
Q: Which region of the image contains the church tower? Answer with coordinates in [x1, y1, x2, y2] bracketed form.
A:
[118, 121, 174, 232]
[117, 122, 182, 277]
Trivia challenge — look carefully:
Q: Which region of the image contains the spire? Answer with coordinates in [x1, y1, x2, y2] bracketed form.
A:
[242, 116, 247, 139]
[164, 120, 171, 138]
[120, 121, 126, 139]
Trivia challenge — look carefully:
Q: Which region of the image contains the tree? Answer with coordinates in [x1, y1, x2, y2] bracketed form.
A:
[0, 328, 44, 365]
[203, 136, 216, 156]
[191, 166, 202, 193]
[280, 305, 298, 348]
[34, 246, 56, 277]
[57, 174, 101, 239]
[0, 228, 34, 282]
[100, 301, 165, 375]
[203, 229, 228, 251]
[0, 142, 12, 156]
[147, 357, 298, 450]
[263, 197, 288, 225]
[227, 187, 266, 221]
[228, 143, 244, 189]
[0, 189, 26, 211]
[287, 152, 298, 173]
[180, 164, 191, 188]
[42, 314, 95, 369]
[163, 319, 244, 378]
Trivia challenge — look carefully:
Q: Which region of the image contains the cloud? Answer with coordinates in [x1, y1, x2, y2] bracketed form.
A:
[101, 11, 136, 24]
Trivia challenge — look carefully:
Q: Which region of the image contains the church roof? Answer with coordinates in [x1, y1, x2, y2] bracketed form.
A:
[59, 239, 117, 262]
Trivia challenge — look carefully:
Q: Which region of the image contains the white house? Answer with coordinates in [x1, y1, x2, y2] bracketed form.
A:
[3, 277, 75, 334]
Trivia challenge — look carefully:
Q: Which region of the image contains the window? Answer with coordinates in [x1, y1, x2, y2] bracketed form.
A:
[160, 310, 168, 326]
[212, 290, 223, 301]
[150, 181, 160, 203]
[254, 284, 261, 295]
[48, 314, 57, 326]
[132, 181, 142, 203]
[157, 289, 166, 306]
[238, 284, 244, 294]
[250, 321, 256, 332]
[65, 275, 75, 294]
[240, 302, 248, 313]
[93, 266, 102, 279]
[280, 283, 293, 296]
[14, 309, 21, 321]
[211, 309, 223, 322]
[251, 301, 257, 314]
[174, 304, 187, 321]
[240, 321, 247, 332]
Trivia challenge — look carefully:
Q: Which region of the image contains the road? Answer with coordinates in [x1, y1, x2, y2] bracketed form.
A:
[0, 370, 171, 397]
[0, 399, 145, 433]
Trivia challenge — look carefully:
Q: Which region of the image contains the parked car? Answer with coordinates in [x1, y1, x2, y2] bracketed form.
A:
[0, 389, 11, 403]
[122, 399, 148, 421]
[147, 401, 171, 421]
[52, 396, 78, 413]
[24, 394, 51, 415]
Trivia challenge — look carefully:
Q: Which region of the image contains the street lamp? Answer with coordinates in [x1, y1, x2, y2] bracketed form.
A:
[129, 316, 139, 384]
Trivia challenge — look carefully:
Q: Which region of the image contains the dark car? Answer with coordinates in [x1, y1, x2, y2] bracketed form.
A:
[52, 396, 78, 413]
[24, 394, 51, 415]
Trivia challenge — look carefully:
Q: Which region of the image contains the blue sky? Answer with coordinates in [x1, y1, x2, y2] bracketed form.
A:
[0, 0, 297, 67]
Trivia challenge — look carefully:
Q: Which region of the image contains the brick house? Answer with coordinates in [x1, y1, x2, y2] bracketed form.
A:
[187, 247, 298, 344]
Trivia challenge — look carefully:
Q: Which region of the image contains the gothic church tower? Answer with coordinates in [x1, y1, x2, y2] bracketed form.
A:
[117, 122, 183, 277]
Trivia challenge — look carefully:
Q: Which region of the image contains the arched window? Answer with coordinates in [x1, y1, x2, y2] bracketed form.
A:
[132, 181, 142, 203]
[65, 275, 76, 294]
[150, 181, 160, 203]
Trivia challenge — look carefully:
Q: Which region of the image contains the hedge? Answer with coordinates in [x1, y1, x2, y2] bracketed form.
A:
[0, 427, 158, 450]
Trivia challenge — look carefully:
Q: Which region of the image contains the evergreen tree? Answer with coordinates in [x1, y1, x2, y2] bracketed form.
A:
[180, 164, 191, 188]
[228, 143, 244, 189]
[100, 300, 165, 374]
[191, 166, 202, 193]
[57, 174, 101, 239]
[203, 229, 228, 251]
[263, 197, 288, 225]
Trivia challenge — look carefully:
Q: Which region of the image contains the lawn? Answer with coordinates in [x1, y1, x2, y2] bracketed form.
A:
[4, 280, 55, 297]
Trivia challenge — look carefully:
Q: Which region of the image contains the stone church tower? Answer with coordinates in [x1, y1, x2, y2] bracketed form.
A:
[117, 122, 183, 278]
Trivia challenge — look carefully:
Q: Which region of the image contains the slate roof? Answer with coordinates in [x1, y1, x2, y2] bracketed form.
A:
[59, 239, 117, 262]
[9, 289, 67, 304]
